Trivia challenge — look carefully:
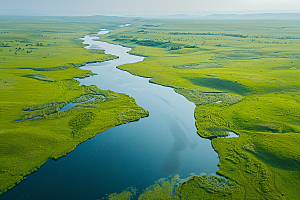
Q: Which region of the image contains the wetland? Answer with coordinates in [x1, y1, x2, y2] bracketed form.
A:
[1, 31, 219, 200]
[1, 16, 300, 199]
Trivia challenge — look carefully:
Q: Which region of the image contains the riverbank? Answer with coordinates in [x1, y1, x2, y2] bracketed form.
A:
[0, 30, 220, 200]
[98, 20, 300, 199]
[0, 17, 148, 195]
[2, 16, 300, 199]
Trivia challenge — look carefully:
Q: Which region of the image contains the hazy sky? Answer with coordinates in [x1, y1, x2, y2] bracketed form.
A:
[2, 0, 300, 13]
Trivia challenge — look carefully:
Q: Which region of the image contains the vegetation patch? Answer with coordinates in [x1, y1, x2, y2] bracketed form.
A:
[175, 88, 243, 106]
[211, 50, 292, 60]
[33, 66, 72, 71]
[104, 187, 137, 200]
[188, 77, 251, 95]
[69, 111, 96, 136]
[173, 62, 224, 69]
[104, 175, 181, 200]
[23, 101, 66, 111]
[243, 138, 300, 171]
[104, 174, 240, 200]
[175, 175, 242, 199]
[70, 62, 87, 68]
[159, 42, 186, 50]
[194, 104, 231, 139]
[168, 48, 199, 54]
[135, 39, 165, 47]
[73, 71, 98, 79]
[19, 101, 67, 120]
[24, 74, 53, 82]
[169, 32, 248, 38]
[88, 86, 120, 101]
[247, 121, 295, 133]
[20, 103, 66, 120]
[72, 94, 95, 103]
[118, 108, 149, 123]
[205, 126, 231, 138]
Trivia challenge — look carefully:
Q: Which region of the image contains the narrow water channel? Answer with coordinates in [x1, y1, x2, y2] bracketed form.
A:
[1, 31, 219, 200]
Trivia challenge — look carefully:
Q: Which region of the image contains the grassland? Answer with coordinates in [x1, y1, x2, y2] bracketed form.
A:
[97, 19, 300, 199]
[2, 16, 300, 199]
[0, 16, 149, 194]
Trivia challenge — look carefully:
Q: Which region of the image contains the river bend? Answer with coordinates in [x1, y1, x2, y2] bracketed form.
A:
[1, 32, 219, 200]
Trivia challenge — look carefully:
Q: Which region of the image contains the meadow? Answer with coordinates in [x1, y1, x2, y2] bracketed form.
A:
[1, 16, 300, 199]
[97, 19, 300, 199]
[0, 16, 149, 194]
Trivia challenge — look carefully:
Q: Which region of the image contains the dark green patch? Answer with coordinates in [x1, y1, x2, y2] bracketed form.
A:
[206, 126, 230, 138]
[175, 88, 243, 106]
[244, 143, 300, 170]
[175, 175, 242, 199]
[73, 71, 97, 79]
[136, 40, 165, 47]
[118, 108, 149, 123]
[21, 101, 67, 120]
[159, 42, 186, 50]
[169, 32, 248, 38]
[247, 122, 295, 133]
[173, 62, 224, 69]
[33, 66, 72, 71]
[69, 111, 96, 136]
[88, 86, 120, 101]
[72, 94, 95, 103]
[24, 101, 66, 111]
[188, 77, 251, 95]
[24, 74, 53, 82]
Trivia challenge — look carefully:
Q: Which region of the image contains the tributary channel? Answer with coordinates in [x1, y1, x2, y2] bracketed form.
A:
[1, 30, 219, 200]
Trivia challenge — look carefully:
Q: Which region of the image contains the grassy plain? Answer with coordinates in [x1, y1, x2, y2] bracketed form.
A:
[97, 19, 300, 199]
[2, 16, 300, 199]
[0, 16, 149, 194]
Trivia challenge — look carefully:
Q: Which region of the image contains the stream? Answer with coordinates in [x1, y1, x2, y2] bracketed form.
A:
[1, 30, 220, 200]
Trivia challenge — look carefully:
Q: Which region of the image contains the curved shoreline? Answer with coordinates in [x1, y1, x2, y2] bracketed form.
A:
[1, 30, 219, 200]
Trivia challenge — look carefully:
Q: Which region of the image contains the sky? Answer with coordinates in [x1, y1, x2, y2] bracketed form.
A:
[1, 0, 300, 15]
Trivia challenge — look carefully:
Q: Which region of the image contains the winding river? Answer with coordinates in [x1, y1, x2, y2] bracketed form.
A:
[1, 30, 219, 200]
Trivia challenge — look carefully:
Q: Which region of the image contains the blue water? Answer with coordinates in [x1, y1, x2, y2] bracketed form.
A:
[1, 32, 219, 200]
[14, 115, 40, 122]
[59, 97, 96, 111]
[14, 97, 96, 122]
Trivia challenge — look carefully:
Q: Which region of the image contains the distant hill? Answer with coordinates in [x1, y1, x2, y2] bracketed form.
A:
[150, 13, 300, 19]
[202, 13, 300, 19]
[0, 9, 300, 20]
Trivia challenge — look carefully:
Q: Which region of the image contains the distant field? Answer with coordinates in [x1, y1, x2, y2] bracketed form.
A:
[99, 19, 300, 199]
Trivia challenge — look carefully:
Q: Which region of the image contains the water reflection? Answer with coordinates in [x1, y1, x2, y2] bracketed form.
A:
[161, 119, 190, 173]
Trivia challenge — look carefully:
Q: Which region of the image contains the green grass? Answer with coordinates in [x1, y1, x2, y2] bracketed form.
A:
[98, 19, 300, 199]
[173, 62, 224, 69]
[103, 174, 241, 200]
[2, 16, 300, 199]
[20, 101, 66, 120]
[33, 66, 72, 71]
[0, 16, 148, 195]
[188, 77, 251, 95]
[69, 111, 96, 136]
[175, 88, 243, 106]
[24, 74, 54, 82]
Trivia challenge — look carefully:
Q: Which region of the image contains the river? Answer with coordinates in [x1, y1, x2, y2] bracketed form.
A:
[0, 31, 219, 200]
